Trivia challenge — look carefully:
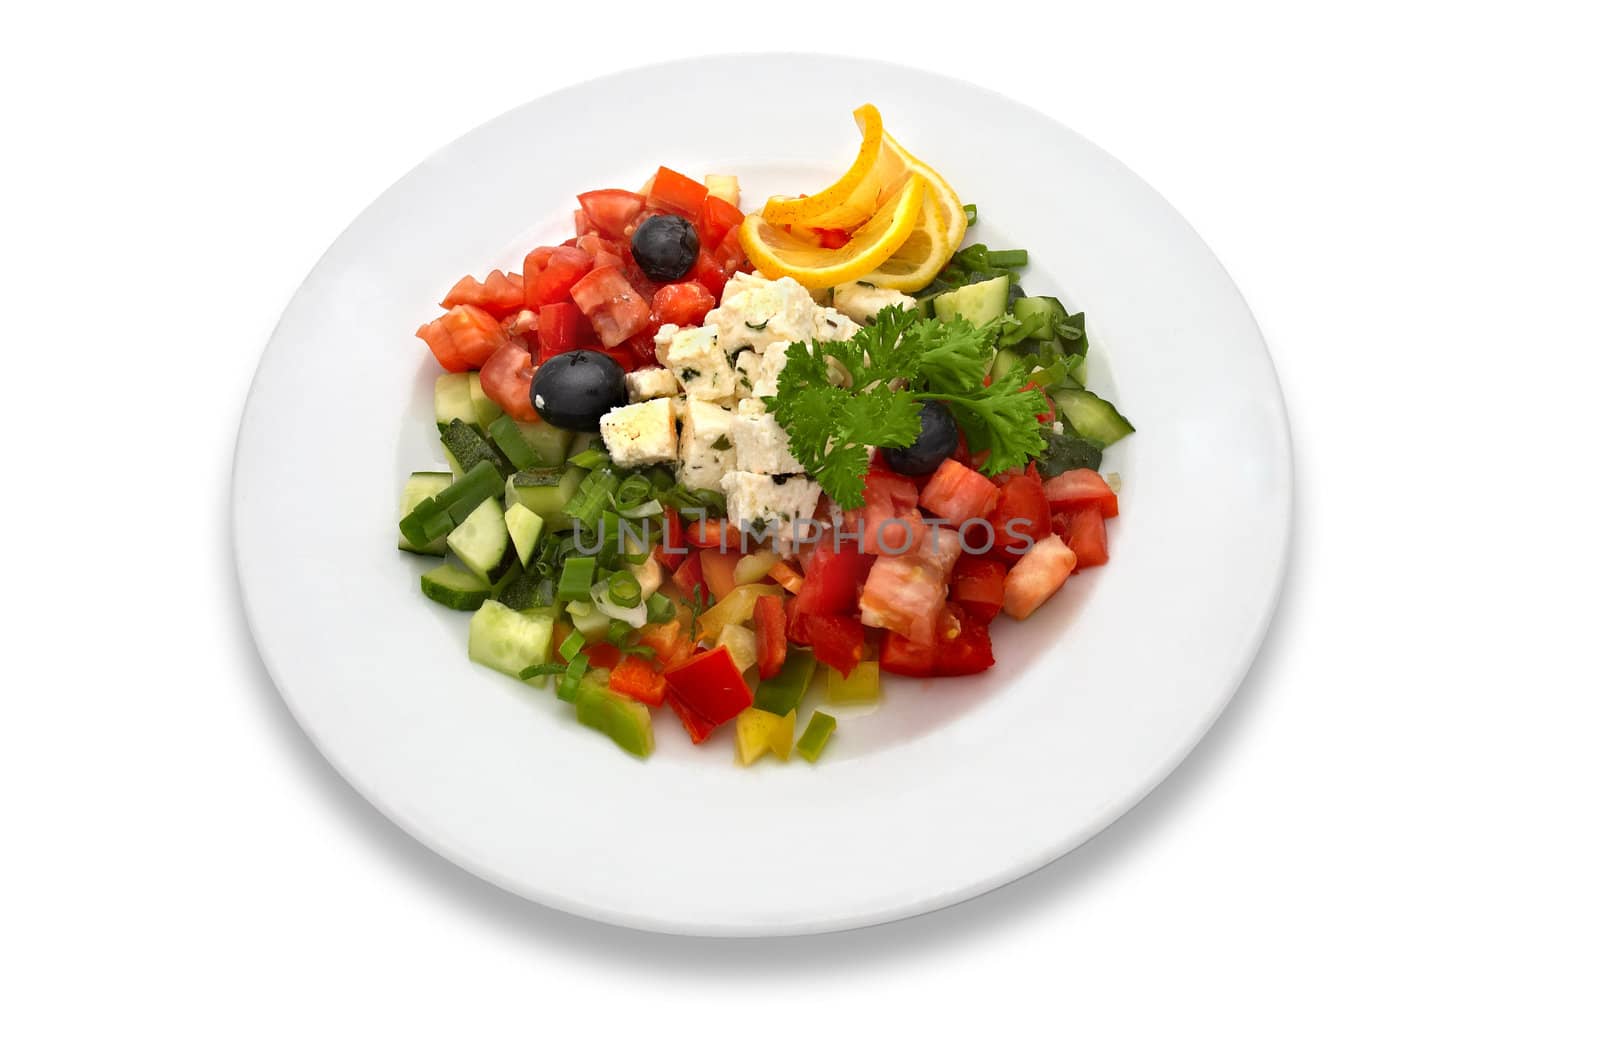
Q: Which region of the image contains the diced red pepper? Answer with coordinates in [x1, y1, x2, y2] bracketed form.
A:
[664, 646, 752, 741]
[807, 614, 866, 677]
[786, 592, 811, 646]
[637, 620, 692, 669]
[793, 538, 865, 617]
[666, 691, 717, 744]
[581, 642, 622, 669]
[880, 632, 938, 677]
[699, 548, 740, 602]
[752, 594, 787, 680]
[1042, 468, 1119, 518]
[767, 560, 804, 595]
[684, 517, 731, 550]
[608, 654, 667, 707]
[950, 555, 1007, 623]
[671, 549, 707, 600]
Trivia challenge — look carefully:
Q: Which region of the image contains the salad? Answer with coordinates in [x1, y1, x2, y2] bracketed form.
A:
[397, 105, 1134, 763]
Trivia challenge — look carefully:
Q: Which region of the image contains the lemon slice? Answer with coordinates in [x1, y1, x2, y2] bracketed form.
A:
[739, 175, 927, 289]
[855, 190, 951, 291]
[761, 105, 912, 233]
[877, 124, 967, 256]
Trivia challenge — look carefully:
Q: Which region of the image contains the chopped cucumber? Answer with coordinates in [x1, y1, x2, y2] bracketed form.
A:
[487, 415, 541, 470]
[446, 497, 509, 581]
[1036, 430, 1104, 476]
[933, 276, 1009, 327]
[574, 679, 654, 757]
[506, 466, 585, 532]
[440, 419, 511, 477]
[566, 432, 601, 463]
[517, 419, 575, 467]
[419, 563, 491, 610]
[468, 371, 501, 430]
[397, 471, 453, 555]
[434, 374, 477, 429]
[1055, 389, 1135, 447]
[503, 503, 544, 567]
[398, 460, 503, 547]
[467, 600, 555, 684]
[990, 348, 1022, 381]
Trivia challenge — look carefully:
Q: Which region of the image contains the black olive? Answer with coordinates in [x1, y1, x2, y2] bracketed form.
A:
[630, 214, 700, 281]
[530, 350, 626, 432]
[882, 401, 959, 477]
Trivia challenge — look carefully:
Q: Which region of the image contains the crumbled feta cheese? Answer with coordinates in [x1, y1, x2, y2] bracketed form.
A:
[732, 341, 793, 399]
[662, 325, 735, 403]
[599, 398, 678, 468]
[720, 471, 823, 555]
[730, 402, 804, 475]
[678, 399, 735, 491]
[719, 271, 763, 304]
[813, 306, 860, 342]
[705, 274, 817, 357]
[624, 367, 680, 403]
[1051, 420, 1066, 436]
[653, 323, 680, 360]
[832, 281, 918, 325]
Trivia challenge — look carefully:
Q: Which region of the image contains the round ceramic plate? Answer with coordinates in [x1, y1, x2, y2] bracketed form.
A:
[234, 54, 1291, 936]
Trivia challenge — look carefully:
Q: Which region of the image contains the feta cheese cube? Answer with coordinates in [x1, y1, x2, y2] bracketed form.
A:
[678, 399, 735, 491]
[704, 174, 741, 207]
[705, 274, 817, 358]
[720, 471, 823, 555]
[624, 367, 680, 403]
[652, 323, 679, 360]
[599, 398, 678, 468]
[813, 306, 861, 342]
[831, 281, 917, 325]
[730, 405, 804, 475]
[719, 271, 763, 304]
[662, 325, 735, 402]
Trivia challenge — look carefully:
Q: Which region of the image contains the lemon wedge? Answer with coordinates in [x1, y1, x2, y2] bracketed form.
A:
[876, 123, 967, 260]
[855, 189, 950, 291]
[739, 175, 927, 289]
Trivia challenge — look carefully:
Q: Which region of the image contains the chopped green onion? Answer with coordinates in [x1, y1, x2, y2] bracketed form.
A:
[618, 499, 663, 519]
[557, 556, 597, 601]
[558, 628, 587, 662]
[645, 592, 676, 624]
[517, 662, 568, 680]
[621, 644, 656, 659]
[616, 474, 652, 509]
[607, 570, 641, 608]
[754, 649, 816, 717]
[606, 618, 633, 645]
[564, 467, 619, 526]
[568, 448, 610, 470]
[796, 710, 837, 763]
[962, 203, 978, 225]
[556, 654, 589, 702]
[986, 248, 1027, 268]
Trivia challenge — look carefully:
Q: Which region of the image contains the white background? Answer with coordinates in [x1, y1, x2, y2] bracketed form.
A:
[4, 1, 1597, 1058]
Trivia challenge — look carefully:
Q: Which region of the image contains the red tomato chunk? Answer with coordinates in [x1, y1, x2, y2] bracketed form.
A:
[1002, 534, 1077, 620]
[570, 266, 652, 348]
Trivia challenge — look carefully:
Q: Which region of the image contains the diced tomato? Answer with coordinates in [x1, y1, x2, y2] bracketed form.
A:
[811, 227, 851, 250]
[624, 327, 659, 367]
[684, 517, 731, 550]
[935, 603, 995, 676]
[573, 209, 598, 237]
[524, 245, 594, 308]
[767, 559, 804, 595]
[477, 339, 537, 421]
[689, 249, 728, 300]
[713, 227, 749, 276]
[1021, 380, 1057, 424]
[570, 266, 652, 348]
[880, 632, 938, 677]
[752, 594, 787, 680]
[699, 548, 740, 602]
[581, 642, 622, 669]
[600, 346, 640, 373]
[950, 555, 1007, 623]
[1002, 534, 1077, 620]
[537, 301, 587, 357]
[671, 549, 707, 600]
[793, 538, 865, 618]
[577, 189, 647, 240]
[695, 194, 744, 248]
[852, 467, 925, 556]
[416, 304, 507, 372]
[1059, 506, 1109, 567]
[442, 269, 525, 316]
[524, 246, 556, 274]
[1042, 468, 1119, 518]
[646, 166, 709, 218]
[650, 509, 686, 572]
[807, 615, 866, 677]
[608, 654, 667, 707]
[651, 282, 716, 328]
[664, 647, 752, 741]
[990, 472, 1051, 561]
[576, 233, 624, 271]
[858, 530, 962, 645]
[920, 459, 1001, 524]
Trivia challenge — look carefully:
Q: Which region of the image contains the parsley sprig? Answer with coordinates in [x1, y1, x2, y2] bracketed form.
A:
[765, 306, 1047, 508]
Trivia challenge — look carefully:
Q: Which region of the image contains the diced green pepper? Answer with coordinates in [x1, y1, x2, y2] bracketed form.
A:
[573, 680, 655, 757]
[754, 649, 816, 717]
[796, 711, 837, 763]
[557, 556, 598, 601]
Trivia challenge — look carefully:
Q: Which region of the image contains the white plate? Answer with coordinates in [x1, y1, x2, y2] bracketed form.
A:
[233, 55, 1291, 936]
